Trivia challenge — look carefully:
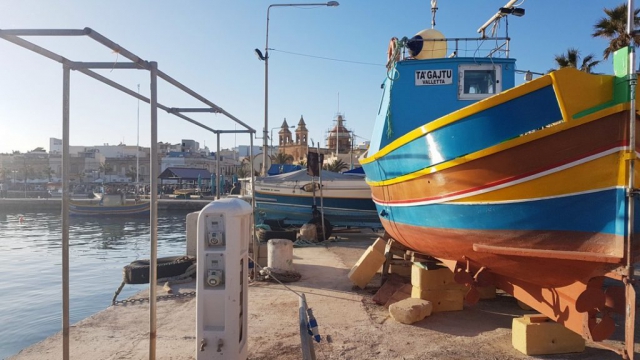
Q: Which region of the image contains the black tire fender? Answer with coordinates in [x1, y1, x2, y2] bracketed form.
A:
[124, 256, 195, 285]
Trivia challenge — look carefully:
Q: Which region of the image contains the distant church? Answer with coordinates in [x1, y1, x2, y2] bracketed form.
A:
[277, 113, 363, 167]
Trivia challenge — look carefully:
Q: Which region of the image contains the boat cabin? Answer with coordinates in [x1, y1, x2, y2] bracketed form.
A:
[369, 55, 516, 153]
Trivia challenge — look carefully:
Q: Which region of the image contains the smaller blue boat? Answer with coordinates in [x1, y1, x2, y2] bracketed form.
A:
[70, 193, 150, 216]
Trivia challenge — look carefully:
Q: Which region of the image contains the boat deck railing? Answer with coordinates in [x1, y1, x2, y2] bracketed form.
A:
[399, 36, 512, 61]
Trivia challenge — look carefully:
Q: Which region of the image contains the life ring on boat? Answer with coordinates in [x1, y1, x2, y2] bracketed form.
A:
[124, 256, 196, 285]
[386, 37, 399, 67]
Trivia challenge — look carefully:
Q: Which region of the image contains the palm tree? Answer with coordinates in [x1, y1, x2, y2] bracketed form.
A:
[125, 166, 138, 182]
[592, 3, 640, 60]
[273, 153, 294, 165]
[324, 159, 349, 173]
[0, 168, 7, 183]
[550, 48, 600, 73]
[236, 165, 250, 178]
[45, 167, 54, 182]
[99, 163, 113, 180]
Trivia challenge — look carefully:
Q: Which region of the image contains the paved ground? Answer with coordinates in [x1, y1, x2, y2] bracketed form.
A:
[9, 230, 639, 360]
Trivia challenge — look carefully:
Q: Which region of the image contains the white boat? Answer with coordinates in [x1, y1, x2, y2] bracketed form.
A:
[251, 169, 380, 229]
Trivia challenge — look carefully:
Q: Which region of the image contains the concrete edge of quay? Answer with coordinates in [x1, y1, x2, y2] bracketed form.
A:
[0, 198, 212, 212]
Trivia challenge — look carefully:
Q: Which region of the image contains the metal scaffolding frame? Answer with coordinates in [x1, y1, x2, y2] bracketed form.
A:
[0, 27, 257, 360]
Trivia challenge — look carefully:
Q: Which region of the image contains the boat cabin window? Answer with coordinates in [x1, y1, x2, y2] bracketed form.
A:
[458, 65, 502, 100]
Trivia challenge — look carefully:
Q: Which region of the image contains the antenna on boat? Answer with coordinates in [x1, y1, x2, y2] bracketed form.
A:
[430, 0, 438, 29]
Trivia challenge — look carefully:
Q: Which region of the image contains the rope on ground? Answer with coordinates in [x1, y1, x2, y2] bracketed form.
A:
[293, 237, 338, 248]
[249, 254, 302, 297]
[259, 267, 302, 282]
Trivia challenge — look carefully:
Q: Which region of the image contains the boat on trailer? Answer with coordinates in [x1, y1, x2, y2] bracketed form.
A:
[360, 1, 638, 357]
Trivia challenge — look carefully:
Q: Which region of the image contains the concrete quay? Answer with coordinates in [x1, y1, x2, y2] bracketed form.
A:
[7, 230, 632, 360]
[0, 197, 213, 212]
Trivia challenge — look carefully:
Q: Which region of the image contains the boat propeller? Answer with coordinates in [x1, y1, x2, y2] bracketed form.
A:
[574, 276, 624, 342]
[453, 262, 494, 305]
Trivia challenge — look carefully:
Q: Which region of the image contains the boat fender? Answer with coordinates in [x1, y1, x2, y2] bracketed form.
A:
[124, 256, 196, 285]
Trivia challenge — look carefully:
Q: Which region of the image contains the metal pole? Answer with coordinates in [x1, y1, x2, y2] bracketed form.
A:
[61, 64, 70, 360]
[262, 6, 271, 176]
[149, 61, 159, 360]
[249, 134, 257, 280]
[625, 1, 637, 358]
[318, 144, 326, 240]
[350, 132, 353, 170]
[217, 132, 221, 200]
[299, 293, 316, 360]
[136, 84, 140, 188]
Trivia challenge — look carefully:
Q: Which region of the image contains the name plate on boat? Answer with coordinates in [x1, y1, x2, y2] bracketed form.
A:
[415, 69, 453, 86]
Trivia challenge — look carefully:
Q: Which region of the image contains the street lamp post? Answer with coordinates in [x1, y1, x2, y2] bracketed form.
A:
[255, 1, 339, 176]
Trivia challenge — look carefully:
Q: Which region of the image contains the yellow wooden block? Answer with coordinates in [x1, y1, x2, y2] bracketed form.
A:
[512, 315, 585, 355]
[389, 263, 412, 277]
[411, 286, 463, 312]
[477, 285, 496, 299]
[348, 246, 386, 289]
[411, 265, 465, 290]
[371, 237, 387, 254]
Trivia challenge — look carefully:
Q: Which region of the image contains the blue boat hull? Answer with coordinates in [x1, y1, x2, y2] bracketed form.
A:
[255, 192, 381, 228]
[69, 202, 150, 216]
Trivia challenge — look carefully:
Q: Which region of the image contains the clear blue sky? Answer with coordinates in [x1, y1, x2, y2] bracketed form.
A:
[0, 0, 629, 154]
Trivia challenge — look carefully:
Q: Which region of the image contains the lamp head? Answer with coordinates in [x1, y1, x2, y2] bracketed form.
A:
[254, 49, 266, 61]
[326, 1, 339, 6]
[499, 7, 524, 17]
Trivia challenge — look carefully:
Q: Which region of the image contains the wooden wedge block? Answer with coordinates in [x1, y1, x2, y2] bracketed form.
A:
[348, 245, 386, 289]
[371, 237, 387, 254]
[384, 284, 412, 308]
[373, 274, 407, 305]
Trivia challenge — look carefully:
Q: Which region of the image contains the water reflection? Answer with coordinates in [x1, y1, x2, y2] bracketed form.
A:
[0, 209, 191, 359]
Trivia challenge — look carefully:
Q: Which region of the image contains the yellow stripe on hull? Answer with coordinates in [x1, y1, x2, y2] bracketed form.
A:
[450, 152, 625, 203]
[366, 103, 629, 188]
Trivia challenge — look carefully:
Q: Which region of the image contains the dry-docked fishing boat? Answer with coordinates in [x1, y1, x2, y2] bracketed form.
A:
[360, 1, 638, 357]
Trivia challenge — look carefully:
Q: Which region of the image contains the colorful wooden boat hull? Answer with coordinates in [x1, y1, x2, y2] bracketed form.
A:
[69, 201, 150, 216]
[362, 63, 639, 344]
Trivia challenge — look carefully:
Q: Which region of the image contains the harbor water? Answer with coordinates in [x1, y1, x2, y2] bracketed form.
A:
[0, 208, 192, 359]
